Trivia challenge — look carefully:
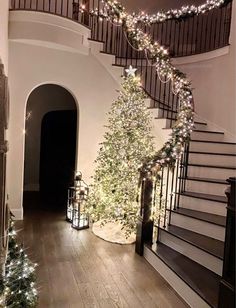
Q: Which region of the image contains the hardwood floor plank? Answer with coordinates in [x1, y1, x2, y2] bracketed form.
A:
[16, 199, 189, 308]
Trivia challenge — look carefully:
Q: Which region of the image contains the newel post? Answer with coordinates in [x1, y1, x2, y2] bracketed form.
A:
[218, 177, 235, 307]
[135, 176, 154, 256]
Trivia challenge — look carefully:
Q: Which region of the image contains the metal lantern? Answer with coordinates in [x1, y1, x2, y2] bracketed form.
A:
[66, 187, 74, 222]
[71, 172, 89, 230]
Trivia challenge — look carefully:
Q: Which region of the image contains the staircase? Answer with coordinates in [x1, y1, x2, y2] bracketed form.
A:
[86, 31, 236, 306]
[87, 35, 236, 307]
[143, 116, 236, 308]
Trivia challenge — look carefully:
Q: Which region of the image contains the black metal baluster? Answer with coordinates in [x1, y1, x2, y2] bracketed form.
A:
[163, 167, 170, 229]
[173, 159, 180, 210]
[168, 167, 175, 225]
[159, 167, 164, 227]
[185, 18, 191, 56]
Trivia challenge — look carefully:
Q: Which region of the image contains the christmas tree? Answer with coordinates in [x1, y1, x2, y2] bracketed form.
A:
[2, 219, 38, 308]
[88, 66, 155, 235]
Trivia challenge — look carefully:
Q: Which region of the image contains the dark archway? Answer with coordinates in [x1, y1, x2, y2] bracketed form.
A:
[23, 84, 78, 212]
[40, 110, 77, 207]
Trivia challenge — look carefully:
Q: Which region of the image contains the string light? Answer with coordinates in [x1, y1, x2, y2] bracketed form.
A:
[89, 0, 227, 24]
[0, 219, 38, 307]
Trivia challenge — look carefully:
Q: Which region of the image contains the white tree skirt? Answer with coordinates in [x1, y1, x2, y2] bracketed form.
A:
[92, 220, 136, 244]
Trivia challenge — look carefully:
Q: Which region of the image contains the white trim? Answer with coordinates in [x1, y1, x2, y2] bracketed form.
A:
[11, 208, 23, 220]
[172, 46, 230, 65]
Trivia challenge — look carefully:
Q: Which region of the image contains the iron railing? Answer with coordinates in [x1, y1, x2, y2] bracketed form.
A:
[10, 0, 232, 124]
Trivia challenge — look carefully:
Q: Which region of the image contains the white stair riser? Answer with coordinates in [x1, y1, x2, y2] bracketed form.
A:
[193, 123, 208, 130]
[159, 231, 223, 275]
[189, 153, 236, 166]
[185, 180, 227, 196]
[144, 98, 152, 108]
[170, 212, 225, 241]
[144, 246, 211, 308]
[155, 118, 170, 129]
[179, 194, 226, 216]
[190, 141, 236, 153]
[187, 165, 235, 180]
[192, 131, 224, 142]
[89, 40, 103, 53]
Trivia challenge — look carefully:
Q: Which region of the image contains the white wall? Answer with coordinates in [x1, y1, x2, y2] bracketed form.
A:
[8, 13, 119, 219]
[24, 84, 76, 191]
[0, 0, 9, 74]
[175, 0, 236, 138]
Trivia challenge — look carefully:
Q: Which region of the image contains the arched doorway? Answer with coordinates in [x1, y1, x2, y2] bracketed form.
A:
[23, 84, 78, 212]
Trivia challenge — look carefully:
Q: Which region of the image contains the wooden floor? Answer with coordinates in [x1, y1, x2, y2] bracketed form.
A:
[16, 196, 189, 308]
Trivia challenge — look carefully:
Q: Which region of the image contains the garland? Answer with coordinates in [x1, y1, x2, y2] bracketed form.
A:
[90, 0, 195, 177]
[90, 0, 229, 24]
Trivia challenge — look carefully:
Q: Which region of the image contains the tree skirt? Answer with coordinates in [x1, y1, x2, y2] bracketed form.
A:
[92, 220, 136, 244]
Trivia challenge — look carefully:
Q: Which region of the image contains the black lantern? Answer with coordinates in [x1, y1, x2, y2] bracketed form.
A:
[71, 172, 89, 230]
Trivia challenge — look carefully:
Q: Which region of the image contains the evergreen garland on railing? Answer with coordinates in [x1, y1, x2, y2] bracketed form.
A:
[90, 0, 195, 178]
[91, 0, 230, 24]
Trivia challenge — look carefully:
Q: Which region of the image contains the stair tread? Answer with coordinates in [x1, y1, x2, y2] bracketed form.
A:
[188, 163, 236, 169]
[156, 117, 206, 125]
[189, 151, 236, 156]
[191, 139, 236, 145]
[179, 191, 227, 203]
[173, 208, 226, 227]
[150, 243, 221, 308]
[193, 129, 224, 134]
[163, 225, 224, 259]
[182, 176, 227, 184]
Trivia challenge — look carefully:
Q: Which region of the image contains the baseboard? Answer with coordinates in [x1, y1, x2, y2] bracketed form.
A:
[144, 245, 210, 308]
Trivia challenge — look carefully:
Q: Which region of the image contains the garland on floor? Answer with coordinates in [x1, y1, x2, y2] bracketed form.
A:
[0, 219, 38, 308]
[91, 0, 229, 24]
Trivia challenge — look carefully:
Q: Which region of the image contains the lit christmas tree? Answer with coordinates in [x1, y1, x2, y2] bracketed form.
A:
[1, 219, 38, 308]
[88, 66, 155, 235]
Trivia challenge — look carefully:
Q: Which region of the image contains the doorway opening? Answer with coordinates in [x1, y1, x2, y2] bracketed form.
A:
[40, 110, 77, 207]
[23, 84, 78, 212]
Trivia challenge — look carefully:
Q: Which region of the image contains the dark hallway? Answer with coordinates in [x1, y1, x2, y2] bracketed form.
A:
[40, 110, 77, 208]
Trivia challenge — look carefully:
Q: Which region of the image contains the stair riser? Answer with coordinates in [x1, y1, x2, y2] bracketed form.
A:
[190, 142, 236, 154]
[159, 230, 223, 275]
[192, 131, 224, 142]
[89, 40, 103, 53]
[179, 195, 226, 216]
[193, 123, 208, 130]
[187, 165, 235, 180]
[189, 153, 236, 166]
[144, 246, 210, 308]
[170, 212, 225, 241]
[185, 180, 227, 196]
